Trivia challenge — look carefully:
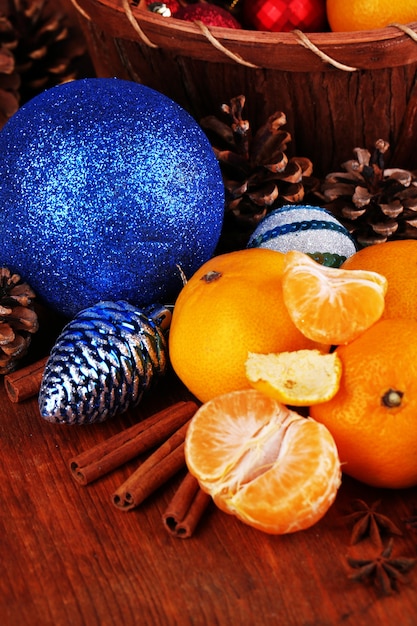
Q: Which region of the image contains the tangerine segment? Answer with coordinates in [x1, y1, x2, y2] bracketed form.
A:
[185, 389, 341, 534]
[282, 250, 387, 345]
[245, 350, 342, 406]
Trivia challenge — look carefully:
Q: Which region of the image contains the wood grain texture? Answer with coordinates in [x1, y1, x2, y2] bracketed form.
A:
[73, 0, 417, 71]
[1, 367, 417, 626]
[68, 0, 417, 177]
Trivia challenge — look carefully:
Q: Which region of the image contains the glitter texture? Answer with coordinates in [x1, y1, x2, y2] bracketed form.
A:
[247, 205, 357, 267]
[175, 4, 242, 27]
[0, 78, 224, 317]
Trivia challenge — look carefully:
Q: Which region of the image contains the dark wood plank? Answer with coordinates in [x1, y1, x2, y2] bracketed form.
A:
[1, 368, 417, 626]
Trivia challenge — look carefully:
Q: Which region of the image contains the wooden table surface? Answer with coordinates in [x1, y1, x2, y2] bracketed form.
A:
[2, 340, 417, 626]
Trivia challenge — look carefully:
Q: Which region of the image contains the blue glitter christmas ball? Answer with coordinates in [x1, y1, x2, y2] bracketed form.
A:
[247, 205, 357, 267]
[0, 78, 224, 317]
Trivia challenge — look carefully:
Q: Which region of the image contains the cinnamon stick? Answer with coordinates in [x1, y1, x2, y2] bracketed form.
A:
[112, 420, 190, 511]
[163, 472, 211, 539]
[69, 400, 198, 485]
[4, 356, 48, 403]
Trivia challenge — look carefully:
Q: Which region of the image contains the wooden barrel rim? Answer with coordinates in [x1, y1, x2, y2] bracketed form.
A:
[70, 0, 417, 72]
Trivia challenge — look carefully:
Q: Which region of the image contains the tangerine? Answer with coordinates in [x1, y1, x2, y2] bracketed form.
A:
[282, 250, 387, 345]
[342, 240, 417, 321]
[169, 248, 327, 403]
[310, 319, 417, 488]
[185, 389, 341, 534]
[245, 349, 342, 406]
[326, 0, 417, 32]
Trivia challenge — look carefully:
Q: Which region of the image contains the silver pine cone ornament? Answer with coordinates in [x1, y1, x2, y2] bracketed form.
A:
[39, 300, 171, 425]
[318, 139, 417, 247]
[200, 95, 317, 251]
[0, 267, 39, 373]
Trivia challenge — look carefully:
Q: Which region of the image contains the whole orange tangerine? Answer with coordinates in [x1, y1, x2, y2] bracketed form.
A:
[326, 0, 417, 31]
[185, 389, 341, 534]
[169, 248, 327, 403]
[310, 318, 417, 488]
[342, 240, 417, 321]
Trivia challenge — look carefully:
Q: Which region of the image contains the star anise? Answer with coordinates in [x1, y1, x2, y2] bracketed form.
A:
[343, 499, 402, 547]
[402, 508, 417, 531]
[347, 539, 416, 595]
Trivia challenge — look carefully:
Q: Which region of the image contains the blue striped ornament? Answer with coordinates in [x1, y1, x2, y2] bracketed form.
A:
[38, 300, 170, 425]
[247, 205, 357, 267]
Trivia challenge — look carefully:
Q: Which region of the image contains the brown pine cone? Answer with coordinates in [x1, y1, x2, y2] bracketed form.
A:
[0, 0, 92, 112]
[317, 139, 417, 247]
[0, 37, 19, 127]
[200, 95, 318, 251]
[0, 268, 38, 374]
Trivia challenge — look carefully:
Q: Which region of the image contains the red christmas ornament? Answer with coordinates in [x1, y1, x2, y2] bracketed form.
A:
[243, 0, 327, 32]
[174, 3, 242, 28]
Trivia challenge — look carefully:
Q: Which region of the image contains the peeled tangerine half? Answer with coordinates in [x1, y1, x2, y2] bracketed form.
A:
[245, 349, 342, 406]
[282, 250, 388, 345]
[184, 389, 341, 534]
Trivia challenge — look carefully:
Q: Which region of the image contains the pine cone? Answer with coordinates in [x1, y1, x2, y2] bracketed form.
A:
[0, 0, 91, 114]
[318, 139, 417, 247]
[39, 301, 170, 424]
[0, 267, 39, 374]
[200, 95, 318, 251]
[0, 32, 19, 127]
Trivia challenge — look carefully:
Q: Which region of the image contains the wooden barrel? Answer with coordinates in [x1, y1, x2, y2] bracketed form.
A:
[69, 0, 417, 177]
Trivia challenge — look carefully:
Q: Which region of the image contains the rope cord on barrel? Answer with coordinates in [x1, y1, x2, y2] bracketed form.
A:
[121, 0, 159, 48]
[69, 0, 92, 20]
[121, 2, 259, 65]
[193, 20, 259, 68]
[67, 2, 417, 73]
[292, 29, 358, 72]
[118, 2, 358, 72]
[390, 22, 417, 42]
